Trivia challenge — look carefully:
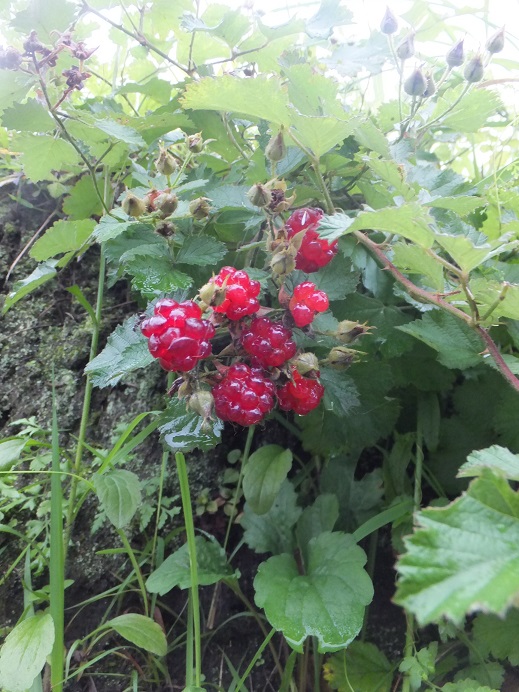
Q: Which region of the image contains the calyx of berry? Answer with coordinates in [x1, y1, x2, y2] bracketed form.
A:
[265, 131, 286, 162]
[189, 197, 212, 219]
[155, 148, 178, 176]
[248, 183, 272, 208]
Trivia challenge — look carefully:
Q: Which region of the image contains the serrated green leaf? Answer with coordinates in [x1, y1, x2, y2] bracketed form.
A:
[296, 494, 339, 566]
[395, 471, 519, 625]
[472, 610, 519, 666]
[146, 536, 238, 595]
[453, 663, 504, 691]
[0, 613, 54, 692]
[13, 133, 81, 182]
[305, 0, 353, 38]
[319, 368, 360, 417]
[398, 312, 483, 370]
[63, 176, 104, 220]
[242, 445, 293, 515]
[437, 89, 502, 133]
[291, 114, 353, 158]
[254, 531, 373, 652]
[317, 213, 355, 242]
[301, 257, 359, 301]
[350, 204, 434, 247]
[85, 316, 153, 387]
[181, 75, 291, 126]
[125, 253, 193, 299]
[93, 118, 146, 148]
[471, 279, 519, 321]
[441, 681, 498, 692]
[2, 261, 58, 314]
[2, 100, 54, 132]
[103, 614, 166, 656]
[93, 215, 152, 243]
[427, 196, 483, 216]
[0, 72, 34, 114]
[392, 242, 444, 291]
[399, 643, 437, 691]
[12, 0, 76, 41]
[366, 156, 416, 202]
[242, 480, 302, 554]
[30, 219, 95, 261]
[159, 398, 223, 454]
[117, 78, 172, 104]
[434, 234, 512, 274]
[176, 235, 227, 266]
[323, 641, 393, 692]
[458, 446, 519, 481]
[94, 469, 142, 529]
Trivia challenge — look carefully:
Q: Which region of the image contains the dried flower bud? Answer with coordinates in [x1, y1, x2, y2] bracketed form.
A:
[404, 68, 427, 96]
[324, 346, 359, 370]
[189, 197, 212, 220]
[380, 6, 398, 35]
[396, 32, 415, 61]
[423, 73, 436, 98]
[464, 54, 484, 83]
[248, 183, 272, 208]
[199, 281, 217, 305]
[153, 191, 178, 218]
[486, 26, 505, 54]
[187, 132, 204, 153]
[292, 352, 320, 376]
[270, 249, 296, 276]
[23, 31, 45, 55]
[188, 390, 215, 420]
[155, 148, 178, 176]
[265, 131, 286, 162]
[178, 379, 194, 399]
[446, 38, 464, 68]
[155, 221, 175, 237]
[335, 320, 372, 344]
[122, 192, 146, 217]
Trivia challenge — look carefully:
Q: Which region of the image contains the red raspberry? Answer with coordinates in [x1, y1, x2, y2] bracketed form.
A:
[286, 207, 338, 273]
[289, 281, 329, 327]
[141, 298, 215, 372]
[277, 369, 325, 415]
[211, 266, 261, 320]
[212, 363, 275, 426]
[241, 317, 297, 368]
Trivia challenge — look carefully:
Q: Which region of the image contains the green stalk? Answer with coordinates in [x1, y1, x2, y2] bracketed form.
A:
[176, 452, 202, 688]
[223, 424, 255, 552]
[50, 378, 64, 691]
[117, 530, 149, 617]
[235, 628, 276, 690]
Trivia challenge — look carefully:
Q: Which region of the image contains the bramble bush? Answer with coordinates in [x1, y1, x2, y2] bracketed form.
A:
[0, 0, 519, 690]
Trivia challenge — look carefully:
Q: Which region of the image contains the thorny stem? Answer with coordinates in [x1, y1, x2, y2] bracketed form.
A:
[354, 230, 519, 393]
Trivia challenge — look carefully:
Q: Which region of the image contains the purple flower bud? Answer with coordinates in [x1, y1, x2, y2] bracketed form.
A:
[486, 26, 505, 54]
[446, 38, 464, 68]
[404, 68, 427, 96]
[380, 6, 398, 35]
[464, 54, 484, 83]
[396, 32, 415, 61]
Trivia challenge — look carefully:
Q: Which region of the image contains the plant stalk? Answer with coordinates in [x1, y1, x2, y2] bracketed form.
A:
[50, 379, 64, 691]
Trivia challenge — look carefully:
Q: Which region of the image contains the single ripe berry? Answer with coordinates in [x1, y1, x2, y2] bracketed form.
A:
[241, 317, 297, 368]
[212, 363, 276, 426]
[286, 208, 338, 274]
[211, 266, 261, 320]
[289, 282, 329, 327]
[140, 298, 215, 372]
[277, 369, 324, 416]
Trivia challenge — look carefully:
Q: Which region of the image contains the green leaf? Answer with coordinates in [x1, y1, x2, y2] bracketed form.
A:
[146, 536, 238, 595]
[317, 213, 355, 242]
[12, 133, 81, 182]
[305, 257, 359, 301]
[441, 681, 498, 692]
[394, 472, 519, 625]
[323, 641, 393, 692]
[366, 155, 416, 202]
[291, 114, 353, 158]
[0, 72, 34, 114]
[242, 445, 293, 515]
[94, 469, 142, 529]
[472, 610, 519, 666]
[305, 0, 353, 38]
[124, 254, 193, 299]
[398, 311, 483, 370]
[62, 176, 104, 220]
[437, 89, 502, 133]
[117, 78, 172, 104]
[458, 446, 519, 481]
[242, 480, 302, 554]
[434, 234, 515, 274]
[392, 242, 445, 291]
[350, 204, 434, 247]
[2, 261, 58, 314]
[93, 215, 152, 243]
[399, 643, 437, 691]
[427, 196, 483, 216]
[0, 438, 27, 471]
[0, 613, 54, 692]
[296, 494, 339, 566]
[12, 0, 77, 41]
[254, 531, 373, 652]
[30, 219, 95, 261]
[103, 614, 166, 656]
[85, 316, 153, 388]
[176, 235, 227, 266]
[93, 118, 146, 149]
[319, 368, 360, 417]
[181, 75, 291, 126]
[159, 398, 223, 454]
[1, 100, 54, 132]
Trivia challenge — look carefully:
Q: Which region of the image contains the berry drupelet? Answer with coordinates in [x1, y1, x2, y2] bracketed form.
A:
[289, 281, 329, 327]
[241, 317, 297, 368]
[286, 207, 338, 273]
[277, 368, 325, 415]
[212, 363, 276, 426]
[211, 266, 261, 320]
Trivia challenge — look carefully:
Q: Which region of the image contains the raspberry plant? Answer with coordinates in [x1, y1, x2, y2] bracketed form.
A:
[0, 0, 519, 691]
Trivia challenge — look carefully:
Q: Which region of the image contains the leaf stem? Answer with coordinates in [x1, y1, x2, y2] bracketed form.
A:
[50, 377, 64, 692]
[223, 424, 255, 552]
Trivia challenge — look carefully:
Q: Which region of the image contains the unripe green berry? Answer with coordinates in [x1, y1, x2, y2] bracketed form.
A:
[486, 26, 505, 54]
[396, 32, 415, 61]
[189, 197, 211, 220]
[188, 390, 214, 420]
[122, 192, 146, 217]
[292, 352, 319, 376]
[335, 320, 372, 344]
[270, 249, 296, 276]
[248, 183, 272, 208]
[380, 6, 398, 35]
[446, 38, 464, 68]
[325, 346, 358, 370]
[265, 131, 286, 162]
[464, 54, 484, 83]
[187, 132, 204, 153]
[155, 148, 178, 176]
[154, 191, 178, 217]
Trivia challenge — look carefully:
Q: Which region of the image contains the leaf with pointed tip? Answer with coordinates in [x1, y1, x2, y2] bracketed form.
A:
[94, 469, 142, 529]
[0, 614, 54, 692]
[159, 398, 223, 454]
[30, 219, 95, 261]
[103, 614, 166, 656]
[2, 261, 58, 314]
[458, 445, 519, 481]
[243, 445, 293, 515]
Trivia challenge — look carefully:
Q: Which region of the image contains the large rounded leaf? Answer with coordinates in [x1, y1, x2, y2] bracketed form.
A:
[0, 613, 54, 692]
[254, 531, 373, 652]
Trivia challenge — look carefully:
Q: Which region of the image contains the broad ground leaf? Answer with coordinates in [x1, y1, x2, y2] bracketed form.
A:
[472, 609, 519, 665]
[0, 613, 54, 692]
[349, 204, 434, 247]
[103, 614, 166, 656]
[398, 311, 483, 370]
[323, 641, 393, 692]
[458, 446, 519, 481]
[242, 480, 301, 554]
[0, 438, 26, 471]
[85, 316, 153, 387]
[2, 260, 58, 314]
[94, 469, 142, 529]
[254, 531, 373, 652]
[159, 398, 223, 454]
[296, 494, 339, 566]
[146, 536, 238, 595]
[242, 445, 293, 515]
[441, 681, 498, 692]
[30, 219, 95, 261]
[395, 472, 519, 625]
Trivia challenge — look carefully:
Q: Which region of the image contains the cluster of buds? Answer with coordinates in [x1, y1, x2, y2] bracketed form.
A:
[248, 179, 296, 214]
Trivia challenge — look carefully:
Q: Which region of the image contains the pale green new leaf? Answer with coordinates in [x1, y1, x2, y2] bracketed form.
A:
[290, 114, 353, 158]
[305, 0, 353, 38]
[104, 614, 166, 656]
[458, 445, 519, 481]
[30, 219, 95, 261]
[2, 261, 58, 314]
[349, 204, 434, 247]
[434, 234, 511, 274]
[243, 445, 293, 515]
[0, 613, 54, 692]
[254, 531, 373, 652]
[1, 100, 54, 132]
[323, 641, 393, 692]
[366, 156, 416, 202]
[146, 536, 238, 595]
[94, 469, 142, 529]
[0, 438, 26, 471]
[394, 472, 519, 625]
[438, 89, 502, 133]
[317, 213, 355, 241]
[85, 316, 153, 388]
[93, 118, 146, 148]
[471, 279, 519, 321]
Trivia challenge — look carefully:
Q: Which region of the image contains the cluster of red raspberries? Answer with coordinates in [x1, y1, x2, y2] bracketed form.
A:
[140, 208, 337, 427]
